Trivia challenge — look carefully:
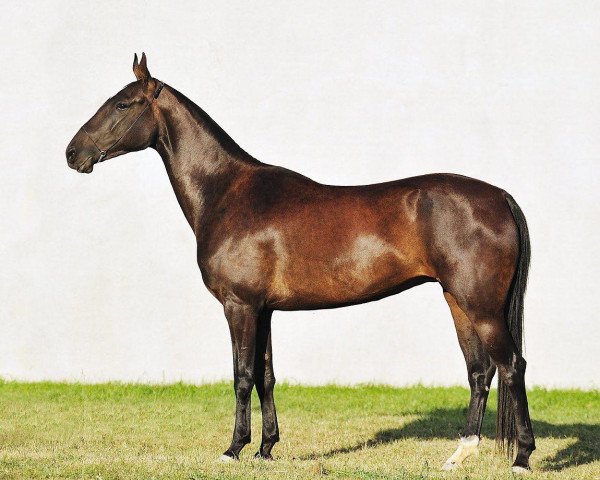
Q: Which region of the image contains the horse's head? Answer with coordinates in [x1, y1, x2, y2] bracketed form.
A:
[66, 53, 163, 173]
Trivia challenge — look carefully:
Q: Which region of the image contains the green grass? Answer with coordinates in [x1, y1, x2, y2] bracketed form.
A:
[0, 381, 598, 479]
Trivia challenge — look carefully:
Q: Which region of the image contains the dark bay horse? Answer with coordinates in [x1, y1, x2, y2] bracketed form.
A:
[66, 54, 535, 473]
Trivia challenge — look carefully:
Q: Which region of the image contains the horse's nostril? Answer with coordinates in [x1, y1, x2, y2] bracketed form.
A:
[67, 148, 76, 162]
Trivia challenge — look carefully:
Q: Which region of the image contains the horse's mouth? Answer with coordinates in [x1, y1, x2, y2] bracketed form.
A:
[77, 163, 94, 174]
[69, 156, 95, 174]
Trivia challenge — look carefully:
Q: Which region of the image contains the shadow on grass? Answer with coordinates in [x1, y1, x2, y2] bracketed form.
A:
[302, 408, 599, 471]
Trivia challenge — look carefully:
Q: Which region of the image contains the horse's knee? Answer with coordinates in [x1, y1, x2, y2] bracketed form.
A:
[264, 370, 276, 391]
[235, 373, 255, 400]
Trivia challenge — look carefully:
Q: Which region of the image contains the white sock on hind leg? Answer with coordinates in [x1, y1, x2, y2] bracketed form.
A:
[512, 465, 531, 475]
[441, 435, 480, 471]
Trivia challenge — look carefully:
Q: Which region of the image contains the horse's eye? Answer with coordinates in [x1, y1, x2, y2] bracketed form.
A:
[116, 102, 129, 110]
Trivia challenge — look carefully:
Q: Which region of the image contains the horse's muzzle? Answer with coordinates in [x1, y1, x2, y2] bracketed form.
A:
[66, 145, 95, 174]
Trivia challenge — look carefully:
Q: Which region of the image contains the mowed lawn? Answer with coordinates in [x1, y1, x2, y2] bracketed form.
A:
[0, 382, 598, 479]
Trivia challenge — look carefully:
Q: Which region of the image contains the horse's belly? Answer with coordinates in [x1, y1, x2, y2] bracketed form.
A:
[267, 233, 429, 310]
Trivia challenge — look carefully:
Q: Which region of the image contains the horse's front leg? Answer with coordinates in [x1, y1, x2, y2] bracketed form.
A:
[254, 310, 279, 459]
[220, 300, 259, 461]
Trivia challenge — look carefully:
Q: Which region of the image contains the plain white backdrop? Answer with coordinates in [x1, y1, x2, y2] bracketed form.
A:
[1, 1, 599, 388]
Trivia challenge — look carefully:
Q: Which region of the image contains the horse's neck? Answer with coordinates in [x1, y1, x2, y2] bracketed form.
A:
[152, 86, 259, 235]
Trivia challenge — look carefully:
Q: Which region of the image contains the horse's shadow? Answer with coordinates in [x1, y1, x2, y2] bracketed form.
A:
[302, 407, 599, 471]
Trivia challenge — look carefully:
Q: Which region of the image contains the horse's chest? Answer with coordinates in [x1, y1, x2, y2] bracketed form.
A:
[199, 228, 290, 303]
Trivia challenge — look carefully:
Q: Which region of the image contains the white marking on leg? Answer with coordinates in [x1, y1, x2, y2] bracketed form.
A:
[219, 454, 237, 463]
[441, 435, 480, 471]
[512, 465, 531, 475]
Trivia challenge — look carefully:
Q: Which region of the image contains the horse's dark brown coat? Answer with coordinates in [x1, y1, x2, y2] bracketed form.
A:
[66, 55, 535, 469]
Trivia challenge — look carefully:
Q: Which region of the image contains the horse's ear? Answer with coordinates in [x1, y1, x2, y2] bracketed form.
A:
[133, 52, 151, 84]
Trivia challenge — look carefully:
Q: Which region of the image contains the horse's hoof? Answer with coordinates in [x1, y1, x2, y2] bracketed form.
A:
[254, 451, 274, 460]
[219, 454, 238, 463]
[441, 435, 479, 471]
[441, 460, 458, 471]
[512, 465, 531, 475]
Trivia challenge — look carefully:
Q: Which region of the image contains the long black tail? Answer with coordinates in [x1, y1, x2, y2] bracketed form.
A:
[496, 193, 531, 456]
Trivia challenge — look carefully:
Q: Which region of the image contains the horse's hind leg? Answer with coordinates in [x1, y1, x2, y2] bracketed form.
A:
[253, 310, 280, 460]
[442, 292, 496, 471]
[469, 313, 535, 473]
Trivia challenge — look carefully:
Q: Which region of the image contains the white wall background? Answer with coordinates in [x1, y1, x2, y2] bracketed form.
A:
[1, 1, 599, 388]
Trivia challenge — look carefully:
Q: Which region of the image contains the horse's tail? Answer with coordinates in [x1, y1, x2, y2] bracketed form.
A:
[496, 192, 531, 456]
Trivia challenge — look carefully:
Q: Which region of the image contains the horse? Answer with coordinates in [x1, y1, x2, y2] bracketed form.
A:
[66, 53, 535, 473]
